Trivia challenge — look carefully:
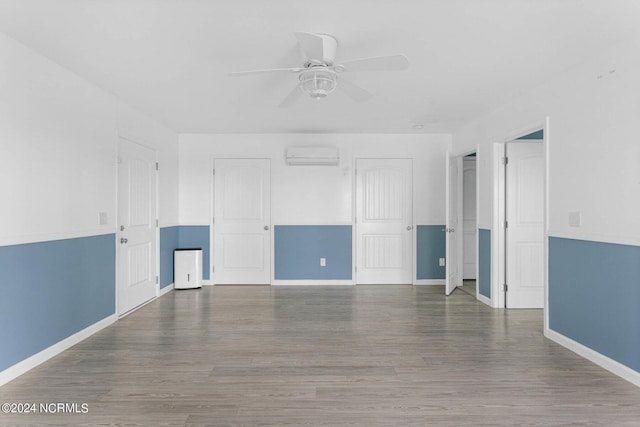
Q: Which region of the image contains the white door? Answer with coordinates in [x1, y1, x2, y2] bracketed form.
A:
[356, 159, 413, 284]
[445, 152, 462, 295]
[506, 141, 544, 308]
[462, 157, 477, 279]
[214, 159, 271, 284]
[117, 138, 157, 315]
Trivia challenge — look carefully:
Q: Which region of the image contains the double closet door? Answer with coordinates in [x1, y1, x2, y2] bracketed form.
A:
[213, 158, 414, 286]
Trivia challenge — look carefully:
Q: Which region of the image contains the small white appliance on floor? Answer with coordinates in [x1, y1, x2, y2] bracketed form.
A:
[174, 248, 203, 289]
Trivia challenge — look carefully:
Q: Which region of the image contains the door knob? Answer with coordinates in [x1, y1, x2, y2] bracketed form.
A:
[120, 238, 128, 244]
[264, 226, 270, 231]
[406, 226, 413, 231]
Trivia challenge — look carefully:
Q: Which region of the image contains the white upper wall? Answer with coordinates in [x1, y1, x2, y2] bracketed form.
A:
[453, 35, 640, 246]
[178, 134, 451, 226]
[0, 32, 116, 245]
[0, 32, 179, 245]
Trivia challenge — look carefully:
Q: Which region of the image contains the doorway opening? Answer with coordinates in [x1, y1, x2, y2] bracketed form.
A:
[445, 150, 478, 297]
[459, 153, 477, 298]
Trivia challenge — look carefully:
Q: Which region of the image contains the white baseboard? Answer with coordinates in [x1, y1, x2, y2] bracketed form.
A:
[159, 283, 174, 296]
[545, 328, 640, 388]
[477, 293, 492, 306]
[0, 314, 117, 387]
[414, 279, 445, 286]
[272, 280, 355, 286]
[201, 280, 213, 286]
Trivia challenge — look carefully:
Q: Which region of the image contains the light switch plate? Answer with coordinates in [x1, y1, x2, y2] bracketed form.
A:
[320, 258, 326, 267]
[569, 211, 581, 227]
[439, 258, 446, 267]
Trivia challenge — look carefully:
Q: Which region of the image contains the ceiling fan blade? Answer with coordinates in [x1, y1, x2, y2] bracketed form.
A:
[279, 84, 303, 108]
[338, 54, 409, 72]
[229, 67, 303, 77]
[336, 77, 372, 102]
[294, 32, 325, 61]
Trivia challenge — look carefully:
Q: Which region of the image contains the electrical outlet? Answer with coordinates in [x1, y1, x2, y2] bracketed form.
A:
[439, 258, 446, 267]
[320, 258, 326, 267]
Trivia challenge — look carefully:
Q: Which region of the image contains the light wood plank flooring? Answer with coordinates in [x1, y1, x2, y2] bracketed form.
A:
[1, 285, 640, 426]
[458, 280, 476, 298]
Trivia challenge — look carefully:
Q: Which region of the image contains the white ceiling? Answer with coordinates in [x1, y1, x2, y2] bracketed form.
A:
[1, 0, 638, 134]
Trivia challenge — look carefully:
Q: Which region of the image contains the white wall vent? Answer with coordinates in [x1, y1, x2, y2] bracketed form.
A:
[285, 146, 340, 166]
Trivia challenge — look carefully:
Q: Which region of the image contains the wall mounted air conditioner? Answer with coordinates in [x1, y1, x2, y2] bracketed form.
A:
[285, 146, 340, 166]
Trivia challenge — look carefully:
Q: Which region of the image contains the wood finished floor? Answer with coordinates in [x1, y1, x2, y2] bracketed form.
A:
[458, 280, 476, 298]
[2, 285, 640, 426]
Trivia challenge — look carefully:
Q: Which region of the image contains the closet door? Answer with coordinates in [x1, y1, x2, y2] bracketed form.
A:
[356, 158, 413, 284]
[214, 159, 271, 284]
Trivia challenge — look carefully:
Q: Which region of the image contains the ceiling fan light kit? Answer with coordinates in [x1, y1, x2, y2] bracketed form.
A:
[299, 69, 337, 99]
[229, 32, 409, 106]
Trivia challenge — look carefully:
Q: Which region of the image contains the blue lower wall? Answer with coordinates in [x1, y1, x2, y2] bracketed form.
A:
[159, 226, 179, 288]
[478, 229, 491, 298]
[0, 234, 116, 372]
[517, 129, 544, 140]
[549, 236, 640, 372]
[416, 225, 446, 280]
[177, 225, 210, 280]
[275, 225, 352, 280]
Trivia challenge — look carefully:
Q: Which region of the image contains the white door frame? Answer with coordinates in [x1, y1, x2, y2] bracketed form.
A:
[115, 134, 159, 317]
[491, 118, 549, 321]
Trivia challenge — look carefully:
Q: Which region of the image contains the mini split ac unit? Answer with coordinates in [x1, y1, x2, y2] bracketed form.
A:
[285, 146, 340, 166]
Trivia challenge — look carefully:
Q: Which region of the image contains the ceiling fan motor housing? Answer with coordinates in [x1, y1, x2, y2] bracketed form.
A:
[302, 33, 338, 66]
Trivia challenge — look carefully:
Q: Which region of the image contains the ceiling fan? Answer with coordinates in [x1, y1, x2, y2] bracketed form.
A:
[229, 32, 409, 107]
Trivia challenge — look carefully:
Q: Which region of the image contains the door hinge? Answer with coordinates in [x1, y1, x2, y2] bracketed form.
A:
[156, 276, 159, 284]
[156, 219, 159, 227]
[212, 216, 215, 224]
[212, 265, 214, 272]
[156, 162, 159, 171]
[504, 220, 508, 229]
[355, 266, 357, 272]
[212, 169, 215, 176]
[503, 283, 508, 292]
[502, 157, 508, 165]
